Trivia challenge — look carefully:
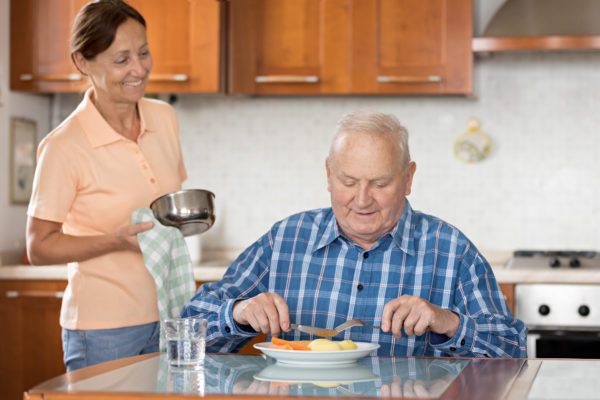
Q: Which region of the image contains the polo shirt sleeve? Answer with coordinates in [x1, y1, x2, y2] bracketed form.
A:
[27, 137, 77, 223]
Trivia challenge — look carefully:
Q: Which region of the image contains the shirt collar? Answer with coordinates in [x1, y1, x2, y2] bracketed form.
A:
[312, 200, 417, 256]
[76, 87, 156, 148]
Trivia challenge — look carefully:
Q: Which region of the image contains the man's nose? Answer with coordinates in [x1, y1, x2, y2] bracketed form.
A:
[355, 184, 371, 206]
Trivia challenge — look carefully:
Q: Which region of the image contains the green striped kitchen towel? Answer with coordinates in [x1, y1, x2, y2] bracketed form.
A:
[131, 208, 196, 351]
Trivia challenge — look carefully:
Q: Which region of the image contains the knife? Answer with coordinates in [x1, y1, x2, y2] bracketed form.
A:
[289, 323, 339, 338]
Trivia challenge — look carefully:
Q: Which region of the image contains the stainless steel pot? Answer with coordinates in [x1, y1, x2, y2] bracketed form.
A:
[150, 189, 215, 236]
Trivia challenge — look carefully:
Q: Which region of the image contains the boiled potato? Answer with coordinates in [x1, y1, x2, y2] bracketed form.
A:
[313, 382, 341, 388]
[338, 339, 358, 350]
[308, 339, 342, 351]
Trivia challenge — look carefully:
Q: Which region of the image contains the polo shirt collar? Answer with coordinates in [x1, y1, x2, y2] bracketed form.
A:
[76, 88, 157, 148]
[312, 200, 417, 256]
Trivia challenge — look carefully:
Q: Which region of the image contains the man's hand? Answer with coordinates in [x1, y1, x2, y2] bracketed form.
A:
[381, 295, 459, 338]
[232, 293, 290, 336]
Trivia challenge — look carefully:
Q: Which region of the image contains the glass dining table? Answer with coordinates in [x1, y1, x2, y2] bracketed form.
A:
[24, 352, 600, 400]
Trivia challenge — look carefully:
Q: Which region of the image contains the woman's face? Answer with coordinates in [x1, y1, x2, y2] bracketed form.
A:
[78, 18, 153, 106]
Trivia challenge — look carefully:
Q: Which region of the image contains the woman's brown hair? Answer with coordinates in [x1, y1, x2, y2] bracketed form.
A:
[70, 0, 146, 70]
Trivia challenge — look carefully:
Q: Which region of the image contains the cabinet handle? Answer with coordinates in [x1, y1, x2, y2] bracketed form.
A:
[255, 75, 319, 83]
[377, 75, 442, 83]
[148, 74, 189, 82]
[20, 73, 82, 82]
[5, 290, 64, 298]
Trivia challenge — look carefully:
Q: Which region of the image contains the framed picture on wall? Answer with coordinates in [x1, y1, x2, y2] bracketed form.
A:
[9, 117, 37, 205]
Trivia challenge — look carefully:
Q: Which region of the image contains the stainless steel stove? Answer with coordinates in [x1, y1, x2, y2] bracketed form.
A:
[507, 250, 600, 270]
[507, 250, 600, 358]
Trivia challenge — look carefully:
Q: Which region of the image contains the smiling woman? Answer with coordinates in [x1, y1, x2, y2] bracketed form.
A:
[26, 0, 188, 373]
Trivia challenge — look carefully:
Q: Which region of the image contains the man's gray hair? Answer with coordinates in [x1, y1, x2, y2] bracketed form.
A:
[329, 110, 411, 166]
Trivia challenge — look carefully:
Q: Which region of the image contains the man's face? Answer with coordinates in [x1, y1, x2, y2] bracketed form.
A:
[326, 131, 416, 250]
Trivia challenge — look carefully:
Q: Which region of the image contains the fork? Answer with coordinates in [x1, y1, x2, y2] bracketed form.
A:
[289, 319, 381, 338]
[334, 319, 381, 333]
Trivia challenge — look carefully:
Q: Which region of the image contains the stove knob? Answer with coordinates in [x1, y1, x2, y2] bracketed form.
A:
[538, 305, 550, 316]
[549, 257, 561, 268]
[578, 305, 590, 317]
[569, 257, 581, 268]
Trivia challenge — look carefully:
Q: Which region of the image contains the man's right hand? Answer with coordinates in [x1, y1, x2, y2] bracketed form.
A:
[232, 293, 290, 336]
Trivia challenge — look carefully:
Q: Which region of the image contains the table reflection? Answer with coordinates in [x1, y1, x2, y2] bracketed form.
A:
[156, 354, 468, 398]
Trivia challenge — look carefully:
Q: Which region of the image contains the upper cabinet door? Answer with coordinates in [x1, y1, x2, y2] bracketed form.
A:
[227, 0, 351, 94]
[10, 0, 222, 93]
[10, 0, 88, 92]
[128, 0, 222, 93]
[351, 0, 472, 94]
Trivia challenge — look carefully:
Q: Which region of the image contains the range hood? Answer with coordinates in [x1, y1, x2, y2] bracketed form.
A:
[473, 0, 600, 52]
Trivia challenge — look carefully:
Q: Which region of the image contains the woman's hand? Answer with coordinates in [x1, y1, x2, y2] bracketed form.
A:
[26, 216, 154, 265]
[111, 221, 154, 252]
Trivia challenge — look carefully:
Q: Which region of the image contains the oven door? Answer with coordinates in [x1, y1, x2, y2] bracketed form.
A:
[528, 330, 600, 358]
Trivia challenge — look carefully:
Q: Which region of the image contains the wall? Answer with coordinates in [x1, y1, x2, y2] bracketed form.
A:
[2, 0, 599, 255]
[173, 52, 600, 252]
[0, 0, 50, 258]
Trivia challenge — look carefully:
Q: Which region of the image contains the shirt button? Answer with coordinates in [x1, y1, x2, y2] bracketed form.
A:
[461, 338, 466, 346]
[357, 283, 364, 291]
[225, 326, 231, 333]
[363, 252, 369, 259]
[450, 347, 456, 352]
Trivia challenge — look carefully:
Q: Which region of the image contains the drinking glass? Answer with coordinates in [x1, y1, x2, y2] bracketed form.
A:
[163, 318, 207, 370]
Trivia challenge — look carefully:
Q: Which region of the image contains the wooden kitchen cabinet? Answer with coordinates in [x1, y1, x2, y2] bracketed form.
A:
[227, 0, 472, 94]
[10, 0, 87, 92]
[10, 0, 222, 93]
[351, 0, 472, 94]
[227, 0, 351, 94]
[0, 279, 66, 400]
[499, 283, 515, 314]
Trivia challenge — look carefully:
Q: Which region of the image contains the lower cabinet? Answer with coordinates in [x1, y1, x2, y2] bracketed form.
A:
[499, 283, 515, 315]
[0, 279, 66, 400]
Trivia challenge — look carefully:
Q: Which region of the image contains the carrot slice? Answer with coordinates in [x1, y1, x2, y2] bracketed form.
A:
[271, 337, 312, 351]
[268, 344, 294, 350]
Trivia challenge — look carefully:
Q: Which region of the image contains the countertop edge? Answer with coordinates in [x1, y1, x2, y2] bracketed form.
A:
[4, 250, 600, 284]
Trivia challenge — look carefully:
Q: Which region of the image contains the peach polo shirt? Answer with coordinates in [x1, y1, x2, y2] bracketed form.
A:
[28, 88, 187, 330]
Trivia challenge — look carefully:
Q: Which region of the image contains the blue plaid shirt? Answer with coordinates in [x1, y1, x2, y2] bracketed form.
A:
[182, 200, 527, 358]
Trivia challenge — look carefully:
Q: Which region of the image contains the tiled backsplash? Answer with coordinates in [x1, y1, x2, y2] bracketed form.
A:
[57, 52, 600, 253]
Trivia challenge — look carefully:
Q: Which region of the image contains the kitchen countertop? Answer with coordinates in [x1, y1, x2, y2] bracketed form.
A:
[3, 249, 600, 284]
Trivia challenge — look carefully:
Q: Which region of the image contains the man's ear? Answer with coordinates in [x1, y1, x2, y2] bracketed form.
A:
[72, 52, 90, 76]
[404, 161, 417, 196]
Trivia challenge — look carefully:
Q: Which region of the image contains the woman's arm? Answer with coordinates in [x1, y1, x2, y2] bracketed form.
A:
[26, 215, 153, 265]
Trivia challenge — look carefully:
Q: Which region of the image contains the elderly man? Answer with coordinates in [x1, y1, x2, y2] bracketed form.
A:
[182, 110, 527, 358]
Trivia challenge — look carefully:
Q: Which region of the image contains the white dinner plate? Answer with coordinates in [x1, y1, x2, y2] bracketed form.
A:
[253, 342, 380, 366]
[254, 362, 379, 384]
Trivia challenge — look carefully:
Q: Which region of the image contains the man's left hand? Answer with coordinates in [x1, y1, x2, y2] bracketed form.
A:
[381, 295, 459, 339]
